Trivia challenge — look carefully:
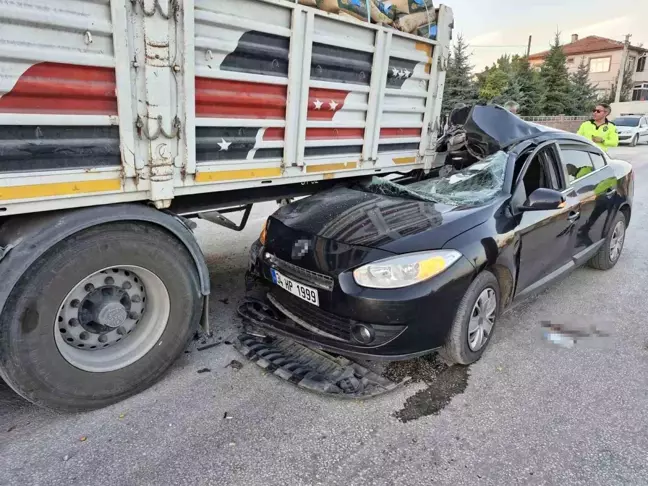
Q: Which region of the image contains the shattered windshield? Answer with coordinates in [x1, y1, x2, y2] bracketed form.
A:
[362, 151, 508, 206]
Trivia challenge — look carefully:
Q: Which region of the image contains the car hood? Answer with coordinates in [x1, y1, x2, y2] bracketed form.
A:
[270, 186, 496, 254]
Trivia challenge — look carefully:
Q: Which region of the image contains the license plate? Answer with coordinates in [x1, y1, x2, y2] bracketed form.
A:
[271, 269, 319, 306]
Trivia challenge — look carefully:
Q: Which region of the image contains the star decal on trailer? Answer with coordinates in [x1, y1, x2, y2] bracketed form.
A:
[403, 69, 411, 78]
[329, 100, 339, 111]
[218, 138, 231, 151]
[313, 99, 323, 110]
[391, 67, 400, 77]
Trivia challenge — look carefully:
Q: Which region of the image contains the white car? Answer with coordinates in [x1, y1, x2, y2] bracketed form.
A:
[614, 115, 648, 146]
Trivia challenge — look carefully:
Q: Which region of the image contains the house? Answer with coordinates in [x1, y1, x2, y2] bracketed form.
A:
[529, 34, 648, 101]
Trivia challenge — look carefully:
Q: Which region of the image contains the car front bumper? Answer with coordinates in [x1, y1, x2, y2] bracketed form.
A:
[245, 241, 476, 360]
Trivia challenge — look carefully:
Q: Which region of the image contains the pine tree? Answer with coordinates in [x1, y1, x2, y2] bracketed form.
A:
[442, 35, 479, 114]
[604, 65, 634, 104]
[540, 33, 571, 115]
[567, 57, 599, 115]
[510, 56, 545, 116]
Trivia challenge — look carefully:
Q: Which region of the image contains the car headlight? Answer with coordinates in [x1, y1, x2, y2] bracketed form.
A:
[352, 250, 462, 289]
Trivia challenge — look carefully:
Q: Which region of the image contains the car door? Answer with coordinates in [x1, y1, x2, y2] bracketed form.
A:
[514, 142, 581, 295]
[640, 117, 648, 142]
[557, 142, 618, 262]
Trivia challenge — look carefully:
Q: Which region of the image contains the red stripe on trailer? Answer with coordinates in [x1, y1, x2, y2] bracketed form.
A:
[263, 127, 364, 140]
[307, 88, 351, 120]
[380, 128, 422, 138]
[263, 128, 285, 140]
[306, 128, 364, 139]
[195, 78, 287, 119]
[0, 62, 117, 115]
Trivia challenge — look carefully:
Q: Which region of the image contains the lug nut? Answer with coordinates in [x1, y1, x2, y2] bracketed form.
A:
[131, 295, 141, 303]
[122, 281, 132, 290]
[84, 283, 95, 292]
[128, 311, 140, 320]
[117, 327, 126, 336]
[98, 334, 108, 343]
[79, 332, 89, 341]
[68, 318, 79, 327]
[105, 277, 114, 285]
[70, 299, 80, 308]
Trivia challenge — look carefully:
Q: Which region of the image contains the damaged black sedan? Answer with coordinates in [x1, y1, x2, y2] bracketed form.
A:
[243, 105, 634, 365]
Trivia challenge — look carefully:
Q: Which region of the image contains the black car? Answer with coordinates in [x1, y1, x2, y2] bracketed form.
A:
[244, 106, 634, 365]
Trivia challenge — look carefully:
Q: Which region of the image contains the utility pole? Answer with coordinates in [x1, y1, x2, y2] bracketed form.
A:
[615, 34, 632, 103]
[526, 35, 532, 58]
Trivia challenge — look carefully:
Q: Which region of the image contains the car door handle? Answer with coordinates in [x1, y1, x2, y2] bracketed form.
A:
[567, 211, 580, 222]
[605, 187, 616, 196]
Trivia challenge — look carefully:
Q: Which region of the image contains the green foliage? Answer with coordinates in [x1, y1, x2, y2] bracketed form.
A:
[567, 57, 599, 115]
[442, 35, 479, 114]
[539, 33, 571, 115]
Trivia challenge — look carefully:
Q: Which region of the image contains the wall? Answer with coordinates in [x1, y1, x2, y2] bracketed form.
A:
[522, 115, 589, 133]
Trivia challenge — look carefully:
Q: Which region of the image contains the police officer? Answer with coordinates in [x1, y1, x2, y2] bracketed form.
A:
[577, 103, 619, 152]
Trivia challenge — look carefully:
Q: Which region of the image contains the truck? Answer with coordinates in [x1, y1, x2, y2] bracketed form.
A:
[0, 0, 453, 410]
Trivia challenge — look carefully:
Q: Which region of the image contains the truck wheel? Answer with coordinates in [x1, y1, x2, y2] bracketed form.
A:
[0, 222, 202, 411]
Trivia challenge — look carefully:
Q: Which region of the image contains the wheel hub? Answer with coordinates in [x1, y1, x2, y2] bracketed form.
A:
[57, 268, 147, 350]
[96, 301, 128, 328]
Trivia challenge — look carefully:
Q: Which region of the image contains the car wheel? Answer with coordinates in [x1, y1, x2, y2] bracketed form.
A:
[587, 212, 627, 270]
[630, 135, 638, 147]
[0, 223, 202, 411]
[440, 270, 500, 365]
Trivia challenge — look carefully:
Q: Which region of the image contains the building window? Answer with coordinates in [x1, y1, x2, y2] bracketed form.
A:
[638, 56, 646, 73]
[589, 57, 611, 73]
[567, 57, 575, 64]
[632, 83, 648, 101]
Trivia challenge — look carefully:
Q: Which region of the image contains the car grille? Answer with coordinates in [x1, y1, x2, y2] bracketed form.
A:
[270, 289, 406, 346]
[271, 289, 352, 341]
[265, 253, 334, 291]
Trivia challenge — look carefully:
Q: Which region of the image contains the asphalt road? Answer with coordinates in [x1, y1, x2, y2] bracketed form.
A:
[1, 146, 647, 485]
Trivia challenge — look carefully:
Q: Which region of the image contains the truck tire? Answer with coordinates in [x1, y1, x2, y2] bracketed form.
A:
[0, 222, 202, 411]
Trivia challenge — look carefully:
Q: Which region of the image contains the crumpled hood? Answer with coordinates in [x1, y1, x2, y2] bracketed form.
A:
[270, 186, 496, 254]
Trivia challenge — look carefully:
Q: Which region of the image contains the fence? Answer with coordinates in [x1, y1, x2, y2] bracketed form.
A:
[521, 115, 589, 133]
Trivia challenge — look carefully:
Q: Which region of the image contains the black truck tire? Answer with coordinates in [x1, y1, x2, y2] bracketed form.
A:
[0, 222, 202, 411]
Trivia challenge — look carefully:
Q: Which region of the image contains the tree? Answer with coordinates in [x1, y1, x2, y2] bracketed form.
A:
[540, 33, 571, 115]
[511, 56, 545, 116]
[442, 35, 479, 114]
[567, 57, 599, 115]
[604, 61, 635, 103]
[478, 68, 509, 103]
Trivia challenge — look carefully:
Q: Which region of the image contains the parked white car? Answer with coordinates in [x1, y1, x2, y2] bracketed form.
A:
[614, 115, 648, 146]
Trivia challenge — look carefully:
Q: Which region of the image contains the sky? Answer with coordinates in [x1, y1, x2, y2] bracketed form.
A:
[449, 0, 648, 71]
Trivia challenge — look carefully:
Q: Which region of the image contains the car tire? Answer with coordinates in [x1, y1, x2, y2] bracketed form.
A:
[440, 270, 500, 365]
[0, 222, 203, 411]
[587, 211, 627, 270]
[630, 135, 638, 147]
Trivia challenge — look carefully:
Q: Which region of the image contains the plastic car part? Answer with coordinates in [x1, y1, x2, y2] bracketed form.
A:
[233, 308, 403, 398]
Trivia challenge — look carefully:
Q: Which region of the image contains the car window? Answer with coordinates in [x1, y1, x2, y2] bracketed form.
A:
[589, 152, 606, 171]
[613, 117, 640, 127]
[361, 151, 508, 207]
[561, 149, 595, 184]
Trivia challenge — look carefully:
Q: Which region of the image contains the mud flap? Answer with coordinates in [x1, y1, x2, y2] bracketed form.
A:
[232, 332, 402, 399]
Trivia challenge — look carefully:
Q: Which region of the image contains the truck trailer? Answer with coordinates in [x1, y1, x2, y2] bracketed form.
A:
[0, 0, 452, 410]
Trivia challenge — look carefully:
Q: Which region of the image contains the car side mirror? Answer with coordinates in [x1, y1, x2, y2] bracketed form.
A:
[520, 188, 565, 211]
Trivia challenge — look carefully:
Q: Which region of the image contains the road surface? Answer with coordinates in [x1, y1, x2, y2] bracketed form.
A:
[1, 146, 647, 485]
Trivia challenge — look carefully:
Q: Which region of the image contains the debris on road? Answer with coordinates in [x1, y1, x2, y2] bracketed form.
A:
[79, 436, 87, 442]
[233, 333, 401, 398]
[63, 455, 71, 462]
[223, 412, 233, 420]
[197, 368, 211, 374]
[225, 359, 244, 371]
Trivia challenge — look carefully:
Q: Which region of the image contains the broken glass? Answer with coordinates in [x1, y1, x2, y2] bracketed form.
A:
[362, 150, 508, 207]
